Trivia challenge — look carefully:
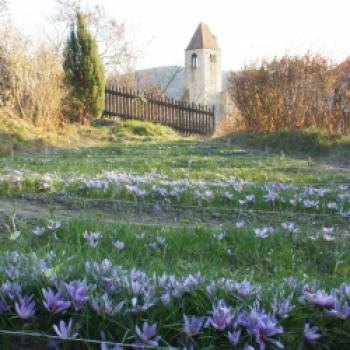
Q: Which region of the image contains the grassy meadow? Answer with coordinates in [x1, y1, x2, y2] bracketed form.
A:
[0, 119, 350, 349]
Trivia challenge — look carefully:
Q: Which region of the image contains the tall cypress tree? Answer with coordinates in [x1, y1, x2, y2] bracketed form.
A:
[63, 12, 105, 119]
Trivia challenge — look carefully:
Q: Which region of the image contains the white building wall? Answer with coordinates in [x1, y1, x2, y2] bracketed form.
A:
[185, 49, 222, 106]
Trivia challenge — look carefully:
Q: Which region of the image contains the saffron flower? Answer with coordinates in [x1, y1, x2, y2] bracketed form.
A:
[91, 293, 125, 317]
[42, 288, 70, 314]
[327, 202, 337, 210]
[324, 301, 350, 320]
[113, 240, 125, 251]
[135, 321, 160, 347]
[228, 329, 241, 346]
[236, 280, 257, 298]
[53, 319, 78, 340]
[264, 191, 279, 202]
[207, 300, 233, 330]
[65, 280, 89, 311]
[238, 307, 284, 350]
[183, 315, 205, 336]
[47, 220, 61, 231]
[244, 344, 255, 350]
[15, 295, 36, 320]
[47, 220, 61, 239]
[32, 226, 45, 236]
[83, 231, 102, 248]
[323, 234, 335, 242]
[304, 323, 320, 341]
[304, 290, 337, 307]
[213, 232, 227, 241]
[235, 221, 245, 228]
[322, 227, 334, 234]
[272, 293, 295, 319]
[254, 226, 274, 239]
[281, 222, 298, 234]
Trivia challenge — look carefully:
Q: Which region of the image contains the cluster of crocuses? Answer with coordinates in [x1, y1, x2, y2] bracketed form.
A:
[253, 223, 341, 241]
[0, 251, 349, 349]
[76, 172, 350, 215]
[1, 169, 350, 215]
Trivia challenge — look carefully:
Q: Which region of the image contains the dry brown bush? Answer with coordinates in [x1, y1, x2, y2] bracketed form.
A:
[228, 54, 340, 133]
[0, 26, 67, 129]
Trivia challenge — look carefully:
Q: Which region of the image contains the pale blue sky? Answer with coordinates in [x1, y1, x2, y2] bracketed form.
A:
[6, 0, 350, 70]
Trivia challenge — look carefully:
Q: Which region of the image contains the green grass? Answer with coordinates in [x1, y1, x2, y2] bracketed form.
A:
[1, 121, 350, 349]
[0, 109, 188, 156]
[4, 217, 349, 285]
[227, 127, 350, 159]
[1, 140, 349, 184]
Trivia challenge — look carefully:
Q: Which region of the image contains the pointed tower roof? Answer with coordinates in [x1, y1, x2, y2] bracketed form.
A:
[186, 23, 220, 51]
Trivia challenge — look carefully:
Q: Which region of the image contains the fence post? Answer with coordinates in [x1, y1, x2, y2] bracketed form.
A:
[211, 105, 215, 134]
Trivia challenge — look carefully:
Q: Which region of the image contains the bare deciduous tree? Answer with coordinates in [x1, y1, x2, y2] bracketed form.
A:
[53, 0, 138, 76]
[133, 66, 184, 97]
[156, 66, 183, 96]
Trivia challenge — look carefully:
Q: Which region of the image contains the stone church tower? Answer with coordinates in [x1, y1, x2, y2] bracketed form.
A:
[185, 23, 222, 106]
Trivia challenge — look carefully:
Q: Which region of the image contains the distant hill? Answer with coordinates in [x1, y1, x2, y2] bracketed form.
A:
[135, 66, 231, 99]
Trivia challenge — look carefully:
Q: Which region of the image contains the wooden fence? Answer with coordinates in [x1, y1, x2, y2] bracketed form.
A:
[103, 86, 216, 135]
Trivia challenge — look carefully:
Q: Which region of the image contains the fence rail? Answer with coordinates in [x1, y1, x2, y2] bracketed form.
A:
[103, 86, 215, 135]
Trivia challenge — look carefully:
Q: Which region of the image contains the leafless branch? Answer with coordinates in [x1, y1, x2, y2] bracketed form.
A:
[53, 0, 139, 76]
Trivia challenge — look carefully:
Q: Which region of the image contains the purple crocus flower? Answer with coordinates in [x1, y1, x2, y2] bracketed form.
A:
[228, 329, 241, 346]
[304, 290, 337, 307]
[239, 307, 284, 350]
[91, 293, 125, 317]
[207, 300, 233, 331]
[65, 280, 89, 311]
[254, 227, 274, 239]
[236, 281, 257, 298]
[135, 321, 160, 347]
[131, 280, 143, 296]
[83, 231, 102, 248]
[272, 293, 295, 319]
[15, 295, 36, 320]
[244, 345, 255, 350]
[304, 323, 320, 341]
[47, 220, 61, 239]
[113, 240, 125, 251]
[183, 315, 205, 337]
[47, 220, 61, 231]
[324, 301, 350, 320]
[2, 281, 21, 301]
[32, 226, 46, 236]
[327, 202, 337, 210]
[101, 343, 123, 350]
[42, 288, 70, 314]
[53, 319, 78, 339]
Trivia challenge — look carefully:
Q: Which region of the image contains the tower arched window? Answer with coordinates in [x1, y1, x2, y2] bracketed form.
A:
[191, 53, 198, 69]
[210, 54, 217, 63]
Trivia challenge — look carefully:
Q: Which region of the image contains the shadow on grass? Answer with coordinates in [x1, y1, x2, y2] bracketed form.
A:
[220, 128, 350, 166]
[0, 132, 48, 157]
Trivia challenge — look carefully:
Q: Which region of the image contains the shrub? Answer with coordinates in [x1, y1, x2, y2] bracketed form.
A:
[63, 12, 105, 121]
[228, 54, 337, 133]
[0, 26, 66, 129]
